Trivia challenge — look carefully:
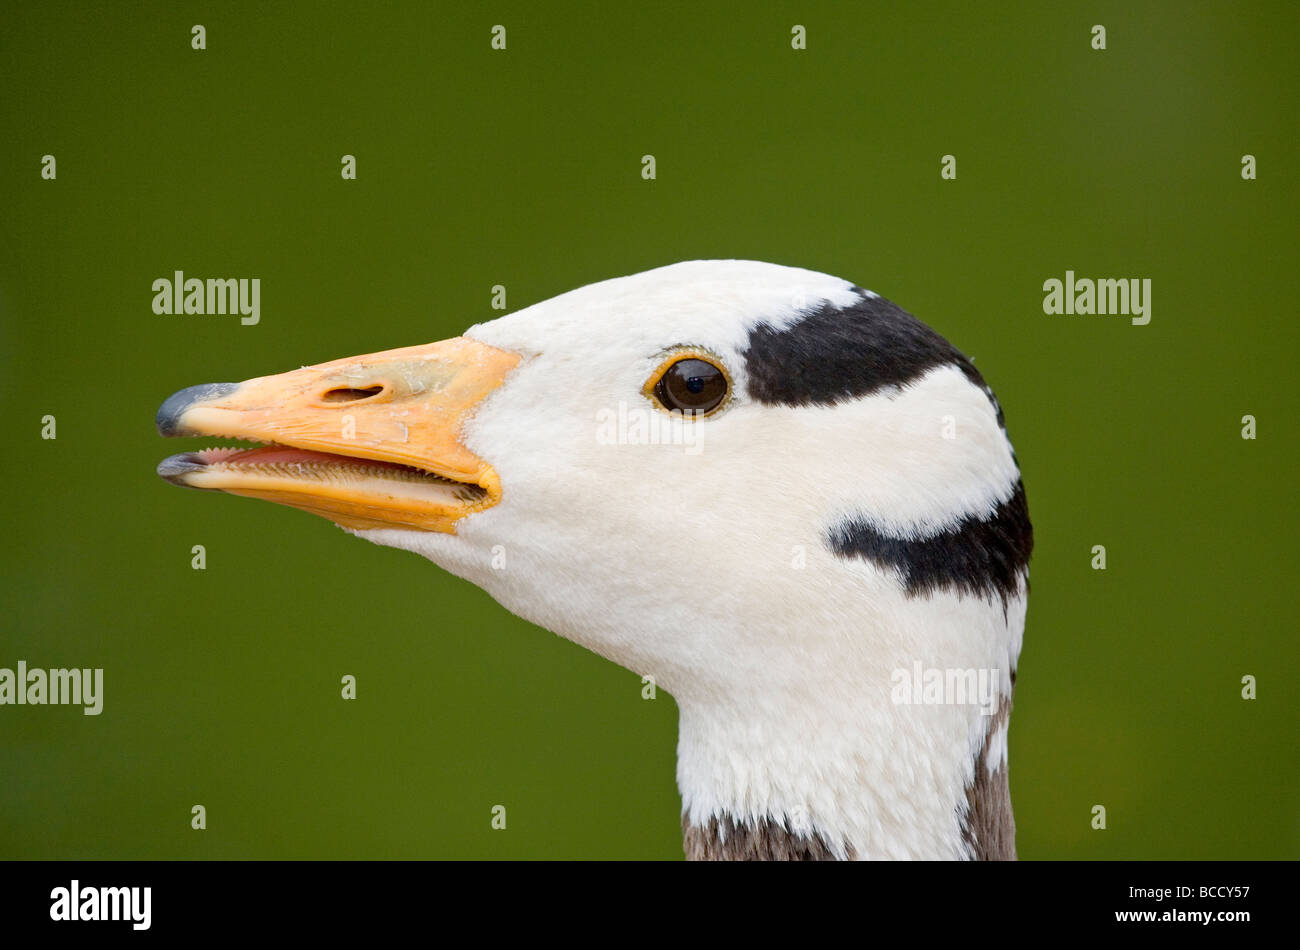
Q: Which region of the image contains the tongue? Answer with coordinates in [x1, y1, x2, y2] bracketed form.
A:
[196, 445, 411, 471]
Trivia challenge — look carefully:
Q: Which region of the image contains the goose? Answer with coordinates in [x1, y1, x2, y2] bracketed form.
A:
[155, 260, 1033, 861]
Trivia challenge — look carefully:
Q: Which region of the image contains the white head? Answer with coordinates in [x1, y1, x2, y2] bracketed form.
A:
[157, 260, 1032, 859]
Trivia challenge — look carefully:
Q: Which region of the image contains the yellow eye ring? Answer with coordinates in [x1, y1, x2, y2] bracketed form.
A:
[642, 348, 733, 418]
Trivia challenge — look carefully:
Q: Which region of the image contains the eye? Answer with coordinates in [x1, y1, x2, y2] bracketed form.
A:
[646, 353, 730, 416]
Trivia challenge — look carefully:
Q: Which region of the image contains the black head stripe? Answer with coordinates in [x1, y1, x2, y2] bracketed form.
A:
[743, 291, 1004, 426]
[827, 480, 1034, 606]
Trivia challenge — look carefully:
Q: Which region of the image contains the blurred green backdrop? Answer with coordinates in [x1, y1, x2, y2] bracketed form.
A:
[1, 1, 1296, 859]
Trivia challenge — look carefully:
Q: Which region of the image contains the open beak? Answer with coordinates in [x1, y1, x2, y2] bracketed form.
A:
[155, 337, 521, 532]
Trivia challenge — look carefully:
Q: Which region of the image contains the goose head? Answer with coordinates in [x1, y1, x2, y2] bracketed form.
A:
[156, 259, 1032, 860]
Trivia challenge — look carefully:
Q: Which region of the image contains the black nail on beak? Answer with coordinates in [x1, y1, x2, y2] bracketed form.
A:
[156, 382, 239, 437]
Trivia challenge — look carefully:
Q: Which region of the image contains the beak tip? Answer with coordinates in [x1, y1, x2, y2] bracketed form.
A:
[156, 382, 239, 437]
[156, 453, 205, 484]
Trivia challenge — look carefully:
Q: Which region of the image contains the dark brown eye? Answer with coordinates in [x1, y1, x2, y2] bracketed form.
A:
[653, 357, 729, 415]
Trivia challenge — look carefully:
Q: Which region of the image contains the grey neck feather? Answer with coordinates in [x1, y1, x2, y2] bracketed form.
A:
[682, 814, 847, 861]
[962, 692, 1016, 860]
[682, 691, 1018, 861]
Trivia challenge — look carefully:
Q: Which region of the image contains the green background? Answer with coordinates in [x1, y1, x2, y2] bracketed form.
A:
[1, 1, 1295, 859]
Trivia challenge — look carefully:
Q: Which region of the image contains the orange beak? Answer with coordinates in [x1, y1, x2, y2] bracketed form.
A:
[155, 337, 521, 532]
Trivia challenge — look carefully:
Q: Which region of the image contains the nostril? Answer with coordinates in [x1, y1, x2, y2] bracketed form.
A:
[320, 385, 384, 403]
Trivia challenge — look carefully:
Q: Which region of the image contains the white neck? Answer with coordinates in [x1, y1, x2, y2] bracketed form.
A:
[675, 594, 1024, 861]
